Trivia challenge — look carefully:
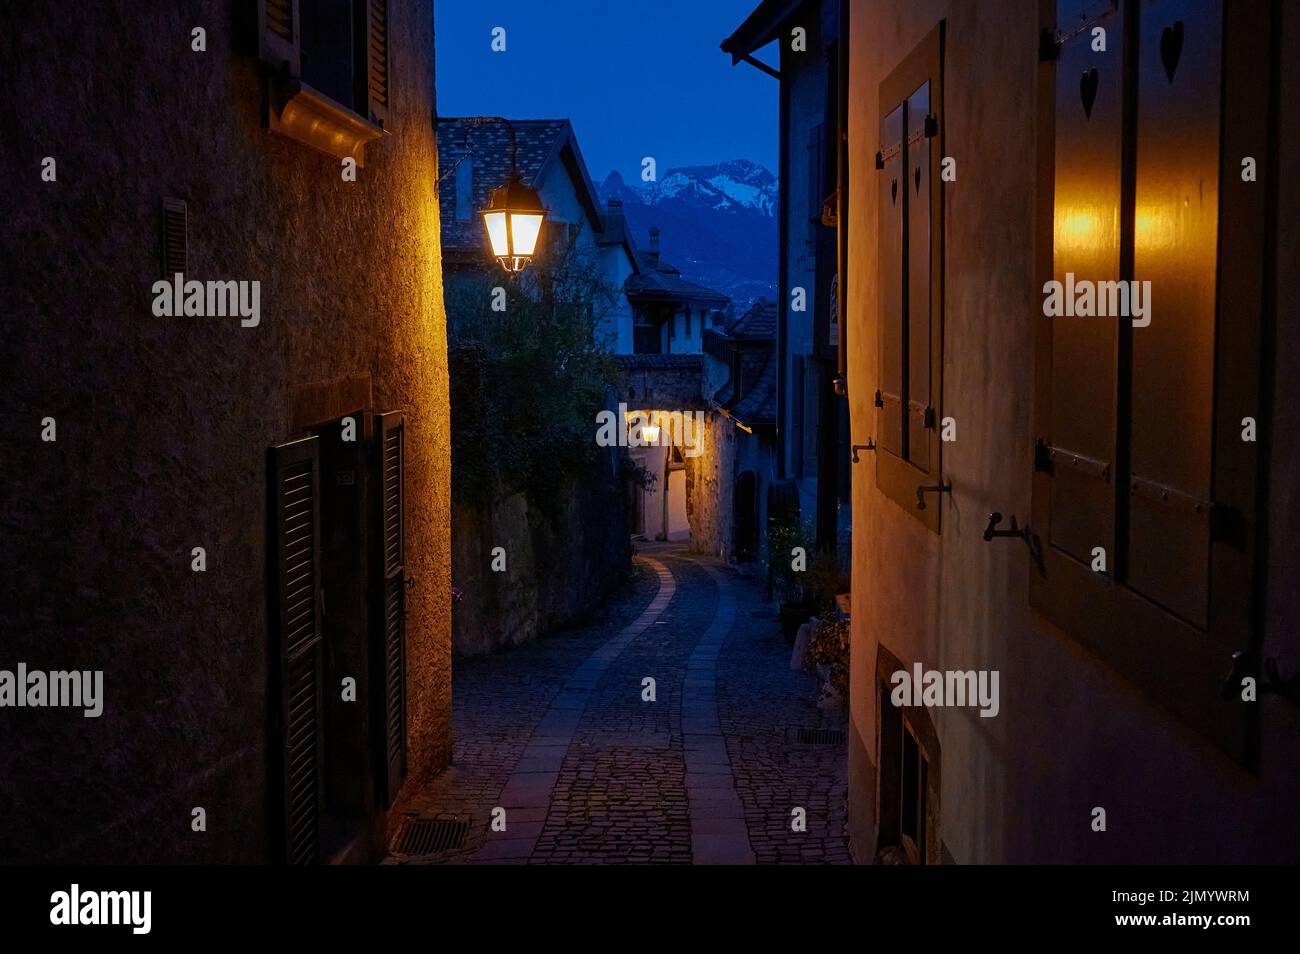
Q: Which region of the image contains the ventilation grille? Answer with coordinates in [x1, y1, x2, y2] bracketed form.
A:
[394, 817, 468, 856]
[161, 198, 187, 278]
[285, 651, 320, 864]
[280, 460, 316, 658]
[787, 727, 846, 746]
[367, 0, 389, 107]
[266, 0, 294, 41]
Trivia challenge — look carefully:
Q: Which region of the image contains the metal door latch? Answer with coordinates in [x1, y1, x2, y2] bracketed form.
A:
[1221, 652, 1300, 707]
[982, 511, 1028, 541]
[851, 439, 877, 463]
[915, 480, 952, 510]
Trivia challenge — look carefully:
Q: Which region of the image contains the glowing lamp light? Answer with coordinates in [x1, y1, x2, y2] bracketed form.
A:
[640, 423, 661, 446]
[482, 174, 546, 273]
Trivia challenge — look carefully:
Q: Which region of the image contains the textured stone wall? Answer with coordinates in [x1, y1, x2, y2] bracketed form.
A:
[0, 1, 450, 862]
[451, 459, 631, 656]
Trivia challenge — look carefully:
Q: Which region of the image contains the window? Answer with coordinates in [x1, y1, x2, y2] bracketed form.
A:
[256, 0, 390, 163]
[1032, 0, 1272, 761]
[875, 645, 941, 865]
[873, 24, 944, 532]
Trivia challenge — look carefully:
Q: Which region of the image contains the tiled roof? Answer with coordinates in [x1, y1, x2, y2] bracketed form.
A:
[619, 353, 704, 371]
[727, 343, 778, 424]
[437, 118, 570, 253]
[625, 248, 730, 306]
[726, 298, 777, 338]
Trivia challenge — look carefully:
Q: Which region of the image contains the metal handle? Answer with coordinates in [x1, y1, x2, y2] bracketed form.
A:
[915, 481, 952, 510]
[983, 511, 1028, 542]
[851, 439, 877, 463]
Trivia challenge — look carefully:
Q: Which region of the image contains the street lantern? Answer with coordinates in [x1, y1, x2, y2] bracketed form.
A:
[482, 174, 546, 273]
[477, 119, 547, 273]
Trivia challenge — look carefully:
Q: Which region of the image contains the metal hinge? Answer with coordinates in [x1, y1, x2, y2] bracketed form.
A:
[923, 406, 936, 429]
[875, 150, 885, 170]
[1209, 502, 1247, 548]
[874, 389, 884, 408]
[924, 114, 938, 138]
[1033, 438, 1053, 474]
[1039, 27, 1059, 61]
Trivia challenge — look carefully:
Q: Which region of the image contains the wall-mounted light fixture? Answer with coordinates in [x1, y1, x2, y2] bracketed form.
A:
[481, 120, 547, 273]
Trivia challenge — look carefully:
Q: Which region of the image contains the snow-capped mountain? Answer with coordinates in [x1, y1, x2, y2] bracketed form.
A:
[599, 160, 777, 309]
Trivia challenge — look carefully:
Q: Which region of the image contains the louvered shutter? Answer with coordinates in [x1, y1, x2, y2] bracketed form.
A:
[1040, 0, 1122, 572]
[802, 356, 819, 479]
[361, 0, 390, 127]
[877, 102, 905, 457]
[372, 411, 406, 806]
[905, 81, 934, 474]
[808, 123, 825, 222]
[257, 0, 300, 77]
[875, 24, 944, 531]
[1126, 0, 1221, 628]
[270, 435, 323, 865]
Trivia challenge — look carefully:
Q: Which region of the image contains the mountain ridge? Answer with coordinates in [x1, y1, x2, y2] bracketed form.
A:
[598, 160, 777, 310]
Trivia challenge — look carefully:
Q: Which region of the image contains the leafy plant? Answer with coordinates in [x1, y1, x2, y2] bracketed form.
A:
[809, 616, 850, 704]
[446, 231, 623, 509]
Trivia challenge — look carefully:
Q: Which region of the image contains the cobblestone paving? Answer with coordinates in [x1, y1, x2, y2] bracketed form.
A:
[386, 546, 850, 865]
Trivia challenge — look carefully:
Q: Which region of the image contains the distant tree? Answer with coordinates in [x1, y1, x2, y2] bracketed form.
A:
[446, 231, 623, 507]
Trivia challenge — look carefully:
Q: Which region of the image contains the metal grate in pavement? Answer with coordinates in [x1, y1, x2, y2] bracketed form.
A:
[786, 726, 847, 746]
[393, 816, 468, 855]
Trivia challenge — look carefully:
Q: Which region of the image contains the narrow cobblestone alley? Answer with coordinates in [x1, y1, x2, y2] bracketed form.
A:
[387, 546, 850, 865]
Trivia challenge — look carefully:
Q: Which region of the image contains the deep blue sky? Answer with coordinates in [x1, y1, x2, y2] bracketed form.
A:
[434, 0, 778, 184]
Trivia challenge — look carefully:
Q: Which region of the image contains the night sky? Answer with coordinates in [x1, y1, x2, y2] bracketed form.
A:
[434, 0, 779, 183]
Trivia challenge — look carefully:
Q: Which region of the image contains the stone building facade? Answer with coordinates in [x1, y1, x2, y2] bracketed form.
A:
[0, 0, 451, 863]
[843, 0, 1300, 863]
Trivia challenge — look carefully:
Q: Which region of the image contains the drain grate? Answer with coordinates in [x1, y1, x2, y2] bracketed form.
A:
[394, 817, 468, 855]
[787, 727, 846, 746]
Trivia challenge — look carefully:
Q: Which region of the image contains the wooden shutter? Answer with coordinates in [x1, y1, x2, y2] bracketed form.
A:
[802, 356, 819, 479]
[791, 358, 805, 479]
[808, 123, 825, 223]
[361, 0, 390, 127]
[257, 0, 301, 77]
[875, 24, 944, 532]
[1041, 0, 1122, 572]
[877, 102, 905, 457]
[1127, 0, 1221, 628]
[372, 411, 406, 806]
[1031, 0, 1269, 761]
[905, 81, 935, 474]
[269, 435, 323, 865]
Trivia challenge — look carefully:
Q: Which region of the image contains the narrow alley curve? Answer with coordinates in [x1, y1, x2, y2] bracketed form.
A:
[389, 547, 848, 865]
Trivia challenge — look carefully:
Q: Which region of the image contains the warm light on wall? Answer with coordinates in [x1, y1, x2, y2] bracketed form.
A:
[1054, 206, 1106, 254]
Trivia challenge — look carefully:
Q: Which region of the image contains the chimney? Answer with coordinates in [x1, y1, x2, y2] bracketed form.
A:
[647, 226, 660, 265]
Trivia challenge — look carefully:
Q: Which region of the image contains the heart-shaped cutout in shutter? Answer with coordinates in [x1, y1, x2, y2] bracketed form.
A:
[914, 167, 921, 194]
[891, 178, 898, 205]
[1080, 67, 1099, 118]
[1160, 21, 1184, 83]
